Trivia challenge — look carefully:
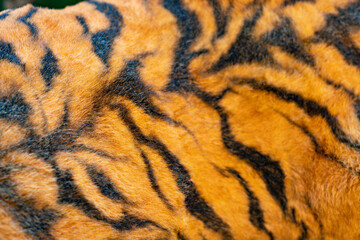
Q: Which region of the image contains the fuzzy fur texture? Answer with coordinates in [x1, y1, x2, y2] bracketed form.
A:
[0, 0, 360, 239]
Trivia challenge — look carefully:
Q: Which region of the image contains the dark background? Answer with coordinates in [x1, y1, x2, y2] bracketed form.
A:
[0, 0, 83, 10]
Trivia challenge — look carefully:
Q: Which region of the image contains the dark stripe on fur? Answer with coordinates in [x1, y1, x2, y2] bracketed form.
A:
[207, 0, 229, 40]
[0, 93, 30, 127]
[76, 15, 89, 35]
[0, 10, 12, 20]
[227, 168, 274, 240]
[234, 78, 360, 151]
[105, 57, 194, 135]
[0, 165, 58, 240]
[283, 0, 315, 6]
[140, 150, 174, 210]
[86, 165, 128, 202]
[110, 103, 233, 240]
[314, 2, 360, 68]
[210, 7, 272, 72]
[40, 47, 60, 90]
[17, 7, 38, 37]
[195, 90, 288, 213]
[277, 110, 357, 175]
[87, 1, 123, 66]
[55, 167, 164, 231]
[262, 18, 315, 66]
[163, 0, 207, 92]
[0, 41, 25, 69]
[71, 144, 121, 161]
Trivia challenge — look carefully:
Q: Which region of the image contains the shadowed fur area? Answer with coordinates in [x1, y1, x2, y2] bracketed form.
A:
[1, 0, 360, 239]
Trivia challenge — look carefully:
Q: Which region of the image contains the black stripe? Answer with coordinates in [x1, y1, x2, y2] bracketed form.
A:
[283, 0, 315, 6]
[76, 15, 89, 35]
[17, 7, 38, 37]
[0, 41, 25, 69]
[290, 208, 308, 240]
[55, 167, 164, 232]
[314, 2, 360, 68]
[110, 103, 232, 240]
[0, 93, 30, 127]
[298, 221, 308, 240]
[304, 197, 324, 240]
[323, 79, 360, 122]
[333, 39, 360, 67]
[7, 99, 165, 234]
[227, 168, 274, 240]
[177, 231, 188, 240]
[277, 111, 355, 174]
[24, 105, 75, 162]
[235, 78, 360, 151]
[262, 18, 315, 66]
[210, 7, 272, 72]
[324, 78, 357, 99]
[354, 99, 360, 121]
[40, 47, 60, 90]
[106, 58, 172, 120]
[86, 165, 128, 202]
[163, 0, 206, 92]
[195, 90, 288, 213]
[0, 10, 12, 20]
[140, 150, 174, 210]
[71, 144, 121, 161]
[207, 0, 229, 40]
[87, 1, 123, 66]
[105, 57, 193, 133]
[0, 168, 58, 240]
[0, 163, 16, 178]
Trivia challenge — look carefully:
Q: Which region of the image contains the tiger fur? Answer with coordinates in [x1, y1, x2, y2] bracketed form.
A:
[1, 0, 360, 239]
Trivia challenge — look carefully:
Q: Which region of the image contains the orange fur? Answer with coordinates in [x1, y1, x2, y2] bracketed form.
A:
[1, 0, 360, 239]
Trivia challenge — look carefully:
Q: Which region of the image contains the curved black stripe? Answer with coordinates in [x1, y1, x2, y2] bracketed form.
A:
[333, 39, 360, 67]
[324, 78, 357, 99]
[323, 79, 360, 122]
[24, 105, 76, 162]
[314, 2, 360, 68]
[0, 167, 58, 240]
[290, 208, 309, 240]
[105, 58, 169, 119]
[0, 10, 12, 20]
[0, 41, 25, 68]
[277, 111, 357, 174]
[55, 167, 165, 232]
[87, 1, 123, 66]
[41, 47, 60, 90]
[207, 0, 229, 40]
[140, 150, 174, 210]
[298, 221, 308, 240]
[71, 144, 121, 161]
[163, 0, 206, 92]
[110, 103, 232, 240]
[210, 7, 272, 72]
[227, 168, 274, 240]
[105, 57, 193, 133]
[3, 99, 165, 234]
[262, 18, 315, 66]
[235, 78, 360, 151]
[76, 15, 89, 34]
[86, 165, 128, 202]
[17, 7, 38, 37]
[195, 90, 288, 213]
[0, 93, 30, 127]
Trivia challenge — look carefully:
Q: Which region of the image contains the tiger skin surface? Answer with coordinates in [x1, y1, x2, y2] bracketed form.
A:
[1, 0, 360, 239]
